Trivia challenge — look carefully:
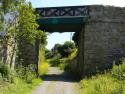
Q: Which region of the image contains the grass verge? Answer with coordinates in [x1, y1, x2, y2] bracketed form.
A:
[80, 74, 125, 94]
[0, 78, 42, 94]
[80, 61, 125, 94]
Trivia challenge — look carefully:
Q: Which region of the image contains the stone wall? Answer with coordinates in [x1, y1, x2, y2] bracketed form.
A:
[71, 5, 125, 77]
[17, 40, 36, 67]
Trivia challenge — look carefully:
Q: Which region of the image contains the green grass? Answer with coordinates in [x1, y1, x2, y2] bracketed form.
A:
[80, 61, 125, 94]
[0, 78, 42, 94]
[80, 74, 125, 94]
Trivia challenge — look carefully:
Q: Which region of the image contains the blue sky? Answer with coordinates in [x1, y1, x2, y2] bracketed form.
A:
[47, 32, 74, 49]
[28, 0, 125, 49]
[28, 0, 125, 8]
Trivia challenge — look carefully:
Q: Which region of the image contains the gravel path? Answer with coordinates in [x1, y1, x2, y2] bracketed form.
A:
[31, 67, 80, 94]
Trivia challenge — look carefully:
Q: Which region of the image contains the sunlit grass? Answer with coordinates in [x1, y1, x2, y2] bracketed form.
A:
[0, 78, 42, 94]
[80, 74, 125, 94]
[80, 61, 125, 94]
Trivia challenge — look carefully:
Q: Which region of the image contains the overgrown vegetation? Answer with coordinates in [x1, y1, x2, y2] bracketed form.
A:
[0, 62, 15, 83]
[0, 62, 42, 94]
[59, 48, 77, 70]
[80, 60, 125, 94]
[45, 41, 76, 59]
[0, 0, 47, 93]
[39, 62, 50, 75]
[0, 78, 42, 94]
[38, 41, 50, 75]
[46, 41, 77, 72]
[16, 65, 37, 83]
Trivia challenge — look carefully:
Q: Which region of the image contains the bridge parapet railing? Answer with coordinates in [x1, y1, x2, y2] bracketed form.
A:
[36, 6, 89, 18]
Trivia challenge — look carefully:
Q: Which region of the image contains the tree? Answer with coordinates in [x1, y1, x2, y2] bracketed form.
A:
[46, 41, 76, 59]
[45, 49, 53, 59]
[17, 2, 43, 67]
[0, 0, 21, 68]
[17, 2, 47, 76]
[0, 0, 47, 72]
[59, 41, 76, 57]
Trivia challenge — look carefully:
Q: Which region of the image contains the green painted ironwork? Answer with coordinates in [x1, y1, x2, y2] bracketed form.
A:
[36, 6, 89, 32]
[38, 17, 89, 25]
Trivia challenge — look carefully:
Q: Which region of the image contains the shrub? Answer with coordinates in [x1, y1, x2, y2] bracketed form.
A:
[59, 49, 77, 70]
[59, 58, 70, 70]
[112, 60, 125, 80]
[16, 65, 37, 83]
[49, 59, 61, 66]
[39, 62, 50, 75]
[68, 49, 77, 60]
[0, 62, 16, 83]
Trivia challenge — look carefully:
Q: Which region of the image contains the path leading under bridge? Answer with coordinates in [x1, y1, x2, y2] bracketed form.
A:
[32, 67, 80, 94]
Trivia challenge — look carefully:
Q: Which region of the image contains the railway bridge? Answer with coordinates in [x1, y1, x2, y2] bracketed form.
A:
[36, 5, 125, 77]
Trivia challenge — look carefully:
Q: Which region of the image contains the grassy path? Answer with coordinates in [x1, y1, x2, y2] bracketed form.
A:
[31, 67, 80, 94]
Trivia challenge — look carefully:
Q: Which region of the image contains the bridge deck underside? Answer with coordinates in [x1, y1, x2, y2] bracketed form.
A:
[38, 17, 88, 32]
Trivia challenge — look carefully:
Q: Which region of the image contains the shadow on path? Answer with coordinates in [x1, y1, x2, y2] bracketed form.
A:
[41, 71, 80, 82]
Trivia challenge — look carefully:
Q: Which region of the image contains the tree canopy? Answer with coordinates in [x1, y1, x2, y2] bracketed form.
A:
[45, 41, 76, 59]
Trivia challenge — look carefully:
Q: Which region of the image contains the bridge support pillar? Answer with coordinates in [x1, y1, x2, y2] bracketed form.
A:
[74, 5, 125, 77]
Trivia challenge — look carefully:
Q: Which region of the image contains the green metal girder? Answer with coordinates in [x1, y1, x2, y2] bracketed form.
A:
[37, 17, 89, 25]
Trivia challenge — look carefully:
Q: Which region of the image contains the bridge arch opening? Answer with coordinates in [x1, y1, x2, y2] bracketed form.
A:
[36, 5, 88, 77]
[45, 32, 79, 71]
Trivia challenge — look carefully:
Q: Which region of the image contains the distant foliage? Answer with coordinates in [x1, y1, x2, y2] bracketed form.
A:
[45, 41, 76, 59]
[48, 48, 78, 72]
[45, 49, 54, 59]
[48, 58, 61, 67]
[68, 49, 78, 60]
[59, 58, 70, 70]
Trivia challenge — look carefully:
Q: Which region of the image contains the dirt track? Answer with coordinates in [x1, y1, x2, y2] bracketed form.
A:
[32, 67, 80, 94]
